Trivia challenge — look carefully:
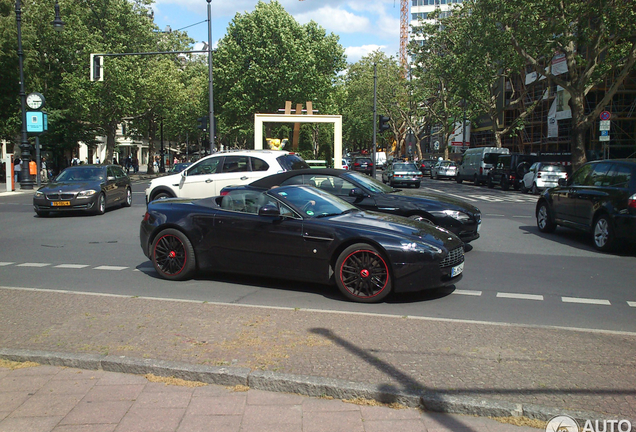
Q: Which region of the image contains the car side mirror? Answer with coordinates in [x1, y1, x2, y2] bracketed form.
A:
[558, 178, 567, 186]
[349, 188, 365, 198]
[258, 204, 281, 217]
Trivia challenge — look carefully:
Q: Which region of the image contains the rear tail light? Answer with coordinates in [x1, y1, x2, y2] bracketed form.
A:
[354, 163, 361, 167]
[537, 172, 542, 178]
[629, 193, 636, 209]
[480, 167, 483, 175]
[220, 190, 229, 196]
[143, 212, 150, 222]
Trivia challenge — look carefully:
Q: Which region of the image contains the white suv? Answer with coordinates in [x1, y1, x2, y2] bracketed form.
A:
[145, 150, 309, 203]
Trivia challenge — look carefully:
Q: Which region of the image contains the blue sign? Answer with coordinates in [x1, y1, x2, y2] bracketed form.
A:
[26, 111, 44, 133]
[43, 113, 48, 131]
[600, 130, 609, 137]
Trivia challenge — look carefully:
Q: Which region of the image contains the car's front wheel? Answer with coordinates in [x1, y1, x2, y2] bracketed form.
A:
[592, 214, 616, 252]
[335, 244, 392, 303]
[123, 187, 132, 207]
[152, 191, 174, 201]
[93, 193, 106, 215]
[536, 202, 556, 233]
[151, 228, 196, 280]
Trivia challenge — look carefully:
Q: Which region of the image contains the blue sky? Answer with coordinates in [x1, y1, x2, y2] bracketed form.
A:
[151, 0, 401, 64]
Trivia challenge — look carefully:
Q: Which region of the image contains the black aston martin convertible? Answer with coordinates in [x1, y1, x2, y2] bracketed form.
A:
[140, 185, 465, 303]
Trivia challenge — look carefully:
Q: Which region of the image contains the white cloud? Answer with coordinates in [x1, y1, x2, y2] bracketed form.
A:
[295, 6, 371, 34]
[345, 44, 385, 63]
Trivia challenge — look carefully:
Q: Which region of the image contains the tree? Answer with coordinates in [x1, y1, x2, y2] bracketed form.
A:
[487, 0, 636, 169]
[213, 1, 346, 144]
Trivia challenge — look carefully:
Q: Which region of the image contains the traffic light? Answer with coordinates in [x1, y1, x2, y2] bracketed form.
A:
[379, 115, 390, 132]
[90, 54, 103, 82]
[197, 116, 208, 131]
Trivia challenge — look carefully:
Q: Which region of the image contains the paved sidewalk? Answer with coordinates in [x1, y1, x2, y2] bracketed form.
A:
[0, 362, 544, 432]
[0, 288, 634, 428]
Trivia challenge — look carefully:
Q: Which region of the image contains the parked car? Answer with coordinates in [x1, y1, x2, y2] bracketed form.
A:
[419, 159, 436, 176]
[351, 157, 374, 175]
[140, 185, 465, 303]
[382, 161, 423, 187]
[145, 150, 309, 203]
[170, 162, 192, 173]
[456, 147, 509, 185]
[430, 160, 458, 180]
[222, 168, 482, 244]
[536, 159, 636, 251]
[33, 164, 132, 217]
[521, 162, 568, 194]
[487, 153, 538, 190]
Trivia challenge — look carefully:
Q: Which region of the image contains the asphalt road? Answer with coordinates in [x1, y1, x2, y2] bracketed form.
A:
[1, 176, 635, 333]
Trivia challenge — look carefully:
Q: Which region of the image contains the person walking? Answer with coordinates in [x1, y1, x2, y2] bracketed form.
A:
[41, 157, 48, 182]
[14, 157, 21, 185]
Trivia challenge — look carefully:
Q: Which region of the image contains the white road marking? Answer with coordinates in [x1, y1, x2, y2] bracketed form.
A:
[512, 215, 532, 219]
[627, 301, 636, 308]
[16, 263, 50, 267]
[453, 289, 482, 296]
[497, 292, 544, 301]
[54, 264, 90, 269]
[562, 296, 611, 306]
[0, 262, 15, 266]
[93, 265, 128, 271]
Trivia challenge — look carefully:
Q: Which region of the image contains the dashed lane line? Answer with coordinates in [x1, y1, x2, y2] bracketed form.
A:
[627, 301, 636, 308]
[562, 296, 612, 306]
[16, 263, 50, 268]
[93, 265, 129, 271]
[54, 264, 90, 269]
[497, 292, 544, 301]
[452, 289, 482, 296]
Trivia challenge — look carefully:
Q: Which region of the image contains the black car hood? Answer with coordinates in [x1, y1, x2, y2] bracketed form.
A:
[377, 191, 479, 214]
[329, 210, 462, 249]
[38, 181, 101, 192]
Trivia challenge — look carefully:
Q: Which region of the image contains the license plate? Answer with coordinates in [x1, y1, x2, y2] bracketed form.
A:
[51, 201, 70, 207]
[451, 262, 464, 277]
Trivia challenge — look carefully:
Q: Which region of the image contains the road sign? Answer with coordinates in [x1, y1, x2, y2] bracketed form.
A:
[600, 111, 611, 121]
[599, 135, 610, 141]
[433, 141, 440, 150]
[26, 111, 44, 133]
[599, 120, 610, 131]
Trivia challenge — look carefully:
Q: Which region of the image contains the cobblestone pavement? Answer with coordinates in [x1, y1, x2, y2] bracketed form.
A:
[0, 288, 634, 428]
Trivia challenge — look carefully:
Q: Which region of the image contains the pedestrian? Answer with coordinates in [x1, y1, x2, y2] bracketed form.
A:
[96, 155, 100, 165]
[125, 156, 132, 174]
[71, 155, 79, 166]
[132, 156, 139, 173]
[41, 157, 48, 182]
[14, 157, 21, 184]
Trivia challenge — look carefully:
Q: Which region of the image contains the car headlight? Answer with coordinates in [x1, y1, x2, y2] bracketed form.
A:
[400, 241, 442, 254]
[34, 191, 44, 198]
[440, 210, 471, 222]
[77, 190, 97, 198]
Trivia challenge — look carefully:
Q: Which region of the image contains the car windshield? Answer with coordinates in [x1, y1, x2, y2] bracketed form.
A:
[394, 163, 418, 171]
[540, 164, 567, 172]
[55, 167, 105, 182]
[343, 171, 395, 193]
[270, 186, 356, 218]
[276, 154, 310, 170]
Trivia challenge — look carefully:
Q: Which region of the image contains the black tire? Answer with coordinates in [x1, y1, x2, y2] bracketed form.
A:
[122, 187, 132, 207]
[536, 202, 556, 233]
[93, 193, 106, 215]
[520, 182, 528, 194]
[531, 183, 539, 195]
[415, 182, 421, 188]
[592, 214, 616, 252]
[151, 228, 196, 281]
[36, 210, 49, 217]
[501, 178, 510, 191]
[473, 175, 481, 186]
[335, 243, 392, 303]
[456, 176, 463, 184]
[487, 176, 494, 188]
[152, 191, 173, 201]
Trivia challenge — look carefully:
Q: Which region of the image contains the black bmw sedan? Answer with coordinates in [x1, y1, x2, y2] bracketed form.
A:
[140, 185, 465, 303]
[33, 164, 132, 217]
[223, 168, 481, 244]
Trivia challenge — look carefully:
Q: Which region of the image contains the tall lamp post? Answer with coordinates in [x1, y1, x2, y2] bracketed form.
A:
[206, 0, 215, 154]
[16, 0, 64, 190]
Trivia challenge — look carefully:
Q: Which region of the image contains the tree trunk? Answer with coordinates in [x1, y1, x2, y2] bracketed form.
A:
[147, 117, 157, 174]
[104, 121, 117, 164]
[569, 93, 588, 171]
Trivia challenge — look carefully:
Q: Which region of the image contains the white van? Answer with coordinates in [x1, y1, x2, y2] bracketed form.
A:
[456, 147, 509, 185]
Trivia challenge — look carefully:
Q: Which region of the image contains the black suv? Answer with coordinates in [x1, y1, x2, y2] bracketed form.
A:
[487, 153, 538, 190]
[536, 159, 636, 251]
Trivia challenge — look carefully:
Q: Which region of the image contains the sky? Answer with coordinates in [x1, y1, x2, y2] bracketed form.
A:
[151, 0, 402, 64]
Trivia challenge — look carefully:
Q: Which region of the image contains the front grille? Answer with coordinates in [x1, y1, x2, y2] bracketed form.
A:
[45, 193, 76, 200]
[439, 247, 464, 268]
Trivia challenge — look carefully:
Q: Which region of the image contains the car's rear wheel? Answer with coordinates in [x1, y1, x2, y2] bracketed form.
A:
[335, 244, 392, 303]
[93, 193, 106, 215]
[520, 182, 528, 194]
[473, 175, 481, 186]
[456, 176, 463, 184]
[151, 228, 196, 280]
[536, 202, 556, 233]
[415, 182, 421, 188]
[123, 187, 132, 207]
[501, 177, 510, 191]
[487, 176, 494, 188]
[592, 214, 616, 252]
[531, 183, 539, 195]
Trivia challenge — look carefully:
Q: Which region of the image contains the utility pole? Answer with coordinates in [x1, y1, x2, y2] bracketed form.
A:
[372, 63, 378, 178]
[207, 0, 215, 153]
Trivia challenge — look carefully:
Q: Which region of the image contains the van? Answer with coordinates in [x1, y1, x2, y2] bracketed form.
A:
[456, 147, 509, 185]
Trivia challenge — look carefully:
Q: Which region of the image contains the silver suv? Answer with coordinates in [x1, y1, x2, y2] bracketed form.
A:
[145, 150, 309, 203]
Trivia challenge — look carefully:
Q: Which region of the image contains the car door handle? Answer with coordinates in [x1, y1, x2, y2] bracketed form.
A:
[240, 176, 249, 180]
[205, 179, 213, 183]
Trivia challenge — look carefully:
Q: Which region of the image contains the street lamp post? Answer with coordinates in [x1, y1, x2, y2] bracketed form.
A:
[15, 0, 64, 190]
[207, 0, 215, 154]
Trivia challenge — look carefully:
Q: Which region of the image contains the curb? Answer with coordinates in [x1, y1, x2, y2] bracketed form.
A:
[0, 348, 610, 424]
